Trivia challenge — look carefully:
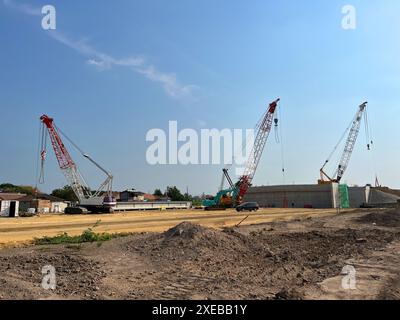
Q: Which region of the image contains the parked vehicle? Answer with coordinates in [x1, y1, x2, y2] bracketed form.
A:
[236, 202, 260, 212]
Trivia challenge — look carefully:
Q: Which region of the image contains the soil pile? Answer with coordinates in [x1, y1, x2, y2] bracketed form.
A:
[0, 210, 399, 300]
[127, 222, 398, 299]
[0, 252, 105, 299]
[128, 222, 273, 269]
[357, 209, 400, 227]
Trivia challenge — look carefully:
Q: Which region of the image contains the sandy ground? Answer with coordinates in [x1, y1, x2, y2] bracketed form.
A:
[0, 208, 345, 247]
[0, 207, 399, 300]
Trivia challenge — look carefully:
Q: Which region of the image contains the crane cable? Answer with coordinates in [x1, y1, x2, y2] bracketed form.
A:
[277, 104, 286, 184]
[363, 106, 380, 186]
[35, 122, 44, 194]
[53, 124, 92, 194]
[276, 103, 288, 207]
[38, 122, 47, 185]
[55, 125, 87, 156]
[364, 107, 372, 150]
[324, 117, 354, 177]
[220, 110, 266, 190]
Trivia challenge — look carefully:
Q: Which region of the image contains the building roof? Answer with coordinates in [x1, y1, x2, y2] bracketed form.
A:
[0, 193, 27, 201]
[18, 193, 67, 203]
[144, 193, 157, 201]
[121, 190, 145, 196]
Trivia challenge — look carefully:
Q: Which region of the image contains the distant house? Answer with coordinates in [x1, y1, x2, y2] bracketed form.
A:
[0, 193, 26, 217]
[142, 193, 172, 202]
[143, 193, 157, 202]
[18, 194, 69, 214]
[119, 189, 146, 202]
[111, 192, 120, 201]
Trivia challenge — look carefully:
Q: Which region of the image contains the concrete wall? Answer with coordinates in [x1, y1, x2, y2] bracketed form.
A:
[245, 184, 371, 209]
[348, 186, 370, 208]
[244, 184, 336, 209]
[369, 189, 400, 205]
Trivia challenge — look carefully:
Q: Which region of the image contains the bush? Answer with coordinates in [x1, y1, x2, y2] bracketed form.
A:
[34, 228, 132, 245]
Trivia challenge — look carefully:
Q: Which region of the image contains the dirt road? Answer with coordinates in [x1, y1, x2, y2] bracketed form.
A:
[0, 208, 344, 246]
[0, 207, 399, 300]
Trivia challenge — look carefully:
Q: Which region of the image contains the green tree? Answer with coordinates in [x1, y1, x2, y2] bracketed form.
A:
[191, 196, 202, 206]
[51, 185, 78, 202]
[166, 186, 185, 201]
[153, 189, 163, 197]
[183, 192, 192, 201]
[0, 183, 38, 195]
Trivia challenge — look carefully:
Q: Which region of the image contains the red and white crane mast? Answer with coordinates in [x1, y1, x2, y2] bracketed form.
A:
[236, 98, 280, 203]
[40, 115, 115, 212]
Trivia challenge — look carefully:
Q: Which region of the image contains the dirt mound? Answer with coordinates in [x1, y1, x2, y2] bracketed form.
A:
[1, 211, 399, 300]
[125, 222, 398, 299]
[357, 209, 400, 227]
[163, 222, 212, 240]
[0, 251, 105, 299]
[274, 288, 304, 300]
[379, 275, 400, 300]
[259, 229, 397, 270]
[129, 222, 272, 265]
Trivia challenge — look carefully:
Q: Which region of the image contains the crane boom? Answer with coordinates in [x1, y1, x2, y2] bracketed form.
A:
[40, 115, 89, 201]
[336, 102, 368, 182]
[319, 102, 368, 183]
[236, 98, 280, 202]
[203, 99, 280, 209]
[40, 115, 115, 211]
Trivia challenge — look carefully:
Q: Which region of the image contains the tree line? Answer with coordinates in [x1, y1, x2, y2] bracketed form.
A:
[1, 183, 202, 205]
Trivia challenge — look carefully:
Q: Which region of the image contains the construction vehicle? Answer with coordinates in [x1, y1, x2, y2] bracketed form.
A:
[319, 102, 369, 184]
[39, 115, 116, 214]
[203, 99, 280, 210]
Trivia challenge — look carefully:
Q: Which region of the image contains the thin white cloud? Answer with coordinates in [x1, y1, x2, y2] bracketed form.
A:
[48, 31, 197, 100]
[3, 0, 198, 101]
[3, 0, 40, 16]
[87, 59, 108, 69]
[136, 65, 198, 100]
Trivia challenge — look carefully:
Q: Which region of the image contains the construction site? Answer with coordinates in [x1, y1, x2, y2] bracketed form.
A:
[0, 98, 399, 301]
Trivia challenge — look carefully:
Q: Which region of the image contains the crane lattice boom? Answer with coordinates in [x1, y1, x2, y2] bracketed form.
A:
[319, 102, 368, 183]
[40, 115, 114, 207]
[336, 102, 367, 182]
[202, 98, 280, 210]
[40, 115, 90, 201]
[236, 99, 280, 202]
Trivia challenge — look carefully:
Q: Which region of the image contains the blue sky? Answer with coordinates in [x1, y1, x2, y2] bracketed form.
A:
[0, 0, 399, 195]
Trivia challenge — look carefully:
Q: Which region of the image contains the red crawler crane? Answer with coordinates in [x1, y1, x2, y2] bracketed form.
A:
[40, 115, 116, 213]
[203, 99, 280, 209]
